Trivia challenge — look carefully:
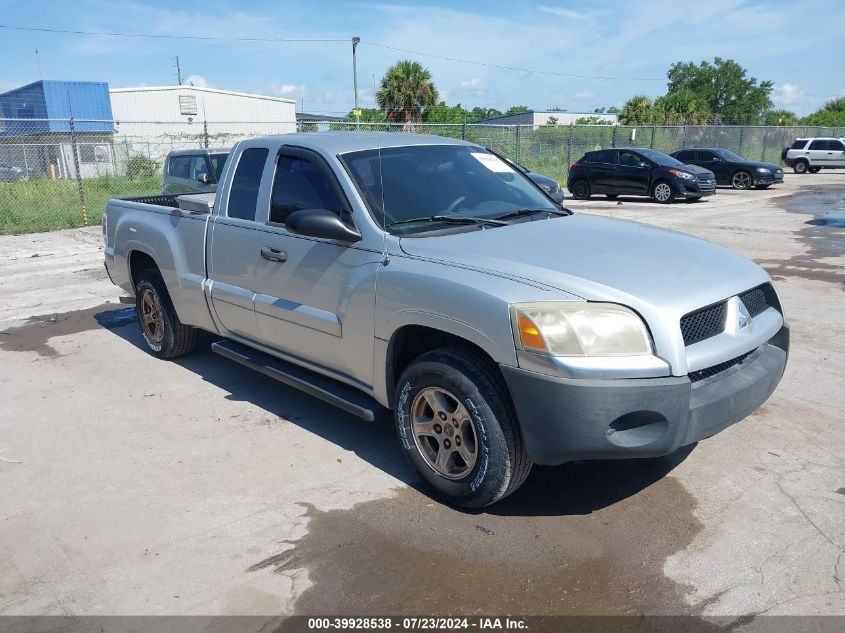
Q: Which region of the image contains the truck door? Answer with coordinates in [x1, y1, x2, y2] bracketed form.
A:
[248, 147, 381, 387]
[208, 146, 271, 341]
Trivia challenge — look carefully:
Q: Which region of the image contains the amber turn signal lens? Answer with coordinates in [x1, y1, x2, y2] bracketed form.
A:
[518, 313, 547, 352]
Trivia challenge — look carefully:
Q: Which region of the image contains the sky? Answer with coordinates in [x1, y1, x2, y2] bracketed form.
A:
[0, 0, 843, 117]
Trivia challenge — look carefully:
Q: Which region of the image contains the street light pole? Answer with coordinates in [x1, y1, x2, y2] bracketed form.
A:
[352, 36, 361, 118]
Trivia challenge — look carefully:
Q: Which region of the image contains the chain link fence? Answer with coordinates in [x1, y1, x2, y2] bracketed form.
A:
[1, 117, 843, 234]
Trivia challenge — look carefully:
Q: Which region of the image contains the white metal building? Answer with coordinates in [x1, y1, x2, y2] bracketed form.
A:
[109, 85, 297, 160]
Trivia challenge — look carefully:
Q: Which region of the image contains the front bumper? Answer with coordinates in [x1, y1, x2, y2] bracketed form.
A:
[754, 171, 784, 185]
[501, 325, 789, 465]
[674, 178, 716, 198]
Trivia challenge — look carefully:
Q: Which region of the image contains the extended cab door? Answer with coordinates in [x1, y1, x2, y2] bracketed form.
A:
[207, 146, 271, 341]
[248, 146, 382, 387]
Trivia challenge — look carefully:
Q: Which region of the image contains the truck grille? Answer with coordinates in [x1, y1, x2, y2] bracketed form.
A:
[738, 283, 781, 317]
[689, 350, 754, 382]
[680, 301, 727, 346]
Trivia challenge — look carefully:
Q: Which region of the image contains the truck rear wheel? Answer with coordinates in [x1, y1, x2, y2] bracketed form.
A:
[394, 348, 531, 508]
[134, 269, 198, 359]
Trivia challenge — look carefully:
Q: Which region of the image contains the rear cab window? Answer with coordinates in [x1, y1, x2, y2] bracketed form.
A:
[168, 155, 191, 178]
[227, 148, 269, 221]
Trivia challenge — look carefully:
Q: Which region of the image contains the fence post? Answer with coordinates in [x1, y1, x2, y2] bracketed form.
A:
[738, 126, 745, 155]
[68, 118, 89, 226]
[203, 120, 210, 148]
[566, 123, 573, 171]
[761, 128, 768, 162]
[650, 125, 656, 149]
[515, 125, 521, 163]
[611, 125, 618, 148]
[681, 126, 687, 149]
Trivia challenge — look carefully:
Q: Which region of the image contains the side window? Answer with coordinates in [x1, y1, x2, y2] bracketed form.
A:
[699, 151, 718, 162]
[591, 149, 616, 164]
[808, 140, 828, 150]
[270, 155, 345, 226]
[188, 155, 210, 182]
[673, 150, 693, 162]
[227, 148, 269, 221]
[168, 156, 190, 179]
[790, 140, 808, 150]
[619, 151, 642, 167]
[829, 140, 845, 151]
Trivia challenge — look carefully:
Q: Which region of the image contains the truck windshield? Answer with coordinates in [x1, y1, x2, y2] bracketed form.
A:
[341, 145, 558, 234]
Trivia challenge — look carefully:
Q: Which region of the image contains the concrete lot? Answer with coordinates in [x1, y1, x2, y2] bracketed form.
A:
[0, 173, 843, 622]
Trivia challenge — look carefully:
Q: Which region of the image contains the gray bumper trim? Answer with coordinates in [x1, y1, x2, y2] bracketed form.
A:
[502, 325, 789, 465]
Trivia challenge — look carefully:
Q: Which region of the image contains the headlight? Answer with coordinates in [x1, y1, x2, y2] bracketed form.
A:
[510, 302, 653, 356]
[756, 167, 771, 174]
[669, 169, 694, 180]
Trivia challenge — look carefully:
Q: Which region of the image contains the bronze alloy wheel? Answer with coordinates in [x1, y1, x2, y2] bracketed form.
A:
[140, 288, 165, 345]
[411, 387, 478, 480]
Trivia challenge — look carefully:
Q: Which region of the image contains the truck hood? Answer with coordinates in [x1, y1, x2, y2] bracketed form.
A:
[398, 214, 770, 318]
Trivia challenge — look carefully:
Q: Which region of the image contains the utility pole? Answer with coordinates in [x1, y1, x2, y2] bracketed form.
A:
[176, 56, 183, 86]
[351, 36, 361, 121]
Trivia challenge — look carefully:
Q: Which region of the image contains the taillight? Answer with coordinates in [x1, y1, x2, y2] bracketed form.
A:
[570, 163, 581, 170]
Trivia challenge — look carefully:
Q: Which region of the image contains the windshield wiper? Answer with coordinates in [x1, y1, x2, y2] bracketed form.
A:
[387, 215, 509, 229]
[494, 208, 569, 221]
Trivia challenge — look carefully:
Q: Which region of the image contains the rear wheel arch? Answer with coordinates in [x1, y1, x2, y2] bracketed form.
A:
[128, 249, 160, 290]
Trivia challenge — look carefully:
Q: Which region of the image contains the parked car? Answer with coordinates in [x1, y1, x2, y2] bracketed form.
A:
[670, 148, 784, 189]
[104, 133, 788, 508]
[161, 148, 230, 194]
[781, 138, 845, 174]
[0, 164, 31, 182]
[511, 161, 565, 203]
[568, 148, 716, 203]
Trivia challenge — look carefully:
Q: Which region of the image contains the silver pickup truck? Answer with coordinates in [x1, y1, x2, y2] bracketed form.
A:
[103, 132, 789, 508]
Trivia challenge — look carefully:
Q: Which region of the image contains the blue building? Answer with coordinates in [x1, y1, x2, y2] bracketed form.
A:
[0, 80, 116, 178]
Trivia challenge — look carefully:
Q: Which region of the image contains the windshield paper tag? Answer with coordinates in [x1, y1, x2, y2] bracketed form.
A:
[470, 152, 514, 173]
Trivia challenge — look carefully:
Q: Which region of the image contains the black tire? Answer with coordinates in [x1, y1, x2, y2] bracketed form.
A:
[569, 179, 591, 200]
[809, 166, 822, 174]
[755, 184, 771, 189]
[134, 269, 198, 359]
[793, 160, 809, 174]
[652, 180, 674, 204]
[394, 348, 531, 508]
[731, 170, 753, 190]
[606, 194, 619, 199]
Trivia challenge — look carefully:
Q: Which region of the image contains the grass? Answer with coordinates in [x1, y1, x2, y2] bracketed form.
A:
[0, 176, 161, 235]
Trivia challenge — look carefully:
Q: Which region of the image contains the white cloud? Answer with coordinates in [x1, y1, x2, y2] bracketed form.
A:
[771, 83, 806, 108]
[536, 5, 606, 24]
[185, 74, 209, 88]
[458, 78, 489, 95]
[275, 83, 307, 99]
[575, 91, 594, 100]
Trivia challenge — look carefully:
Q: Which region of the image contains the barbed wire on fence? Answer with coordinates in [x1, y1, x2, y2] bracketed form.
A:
[1, 117, 843, 234]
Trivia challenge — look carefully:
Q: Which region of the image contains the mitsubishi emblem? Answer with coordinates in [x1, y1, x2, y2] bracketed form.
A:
[737, 299, 751, 329]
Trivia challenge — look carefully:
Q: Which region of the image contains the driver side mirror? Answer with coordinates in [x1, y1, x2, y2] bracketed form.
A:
[639, 161, 648, 168]
[198, 173, 214, 184]
[285, 208, 362, 243]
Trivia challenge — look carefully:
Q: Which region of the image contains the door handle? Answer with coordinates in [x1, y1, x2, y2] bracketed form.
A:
[260, 247, 287, 263]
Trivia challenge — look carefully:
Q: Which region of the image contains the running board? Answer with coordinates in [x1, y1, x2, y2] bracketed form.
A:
[211, 340, 379, 422]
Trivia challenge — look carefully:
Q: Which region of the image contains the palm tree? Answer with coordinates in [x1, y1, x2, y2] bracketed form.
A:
[619, 95, 654, 126]
[376, 60, 439, 123]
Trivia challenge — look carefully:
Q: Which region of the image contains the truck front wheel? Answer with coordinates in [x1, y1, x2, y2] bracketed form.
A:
[134, 270, 198, 359]
[394, 348, 532, 508]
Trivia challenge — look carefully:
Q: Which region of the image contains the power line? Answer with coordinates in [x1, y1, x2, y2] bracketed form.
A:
[0, 23, 664, 82]
[359, 41, 666, 82]
[0, 24, 347, 43]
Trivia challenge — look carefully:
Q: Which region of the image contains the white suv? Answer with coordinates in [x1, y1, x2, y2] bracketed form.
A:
[782, 137, 845, 174]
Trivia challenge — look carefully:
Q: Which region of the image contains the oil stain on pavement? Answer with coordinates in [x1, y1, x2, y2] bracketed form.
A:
[252, 449, 720, 622]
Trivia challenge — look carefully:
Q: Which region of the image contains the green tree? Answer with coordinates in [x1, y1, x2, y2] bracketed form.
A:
[575, 115, 612, 125]
[607, 106, 621, 114]
[546, 116, 559, 125]
[505, 105, 530, 115]
[376, 60, 439, 123]
[619, 95, 654, 125]
[763, 109, 799, 126]
[653, 89, 712, 124]
[346, 108, 385, 122]
[469, 106, 502, 121]
[802, 98, 845, 127]
[423, 101, 467, 123]
[666, 57, 773, 123]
